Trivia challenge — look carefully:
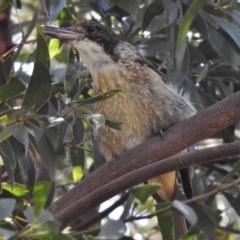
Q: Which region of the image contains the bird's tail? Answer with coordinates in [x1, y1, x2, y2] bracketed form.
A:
[149, 170, 190, 239]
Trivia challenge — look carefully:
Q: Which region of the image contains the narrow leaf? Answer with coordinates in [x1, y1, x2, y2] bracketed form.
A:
[29, 123, 56, 181]
[176, 0, 209, 55]
[77, 89, 122, 106]
[7, 125, 29, 158]
[33, 182, 51, 221]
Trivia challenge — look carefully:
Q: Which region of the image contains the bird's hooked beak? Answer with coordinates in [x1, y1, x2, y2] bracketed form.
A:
[41, 25, 84, 43]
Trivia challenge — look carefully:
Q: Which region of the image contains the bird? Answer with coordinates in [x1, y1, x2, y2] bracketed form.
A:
[42, 21, 196, 238]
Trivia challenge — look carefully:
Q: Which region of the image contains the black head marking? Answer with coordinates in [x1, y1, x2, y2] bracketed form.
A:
[74, 21, 120, 61]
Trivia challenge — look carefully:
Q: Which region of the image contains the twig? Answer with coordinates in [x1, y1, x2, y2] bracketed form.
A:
[73, 192, 130, 231]
[0, 39, 36, 60]
[124, 176, 240, 222]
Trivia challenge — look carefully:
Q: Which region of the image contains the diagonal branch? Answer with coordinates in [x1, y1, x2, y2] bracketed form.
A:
[56, 141, 240, 229]
[48, 91, 240, 228]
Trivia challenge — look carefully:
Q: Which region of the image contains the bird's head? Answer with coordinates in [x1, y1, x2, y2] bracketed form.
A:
[42, 22, 121, 72]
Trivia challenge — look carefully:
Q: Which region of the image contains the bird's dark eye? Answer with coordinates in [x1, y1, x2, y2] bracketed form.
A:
[87, 26, 96, 33]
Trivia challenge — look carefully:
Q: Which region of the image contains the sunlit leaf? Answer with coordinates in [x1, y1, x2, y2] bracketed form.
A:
[2, 183, 30, 197]
[72, 165, 83, 182]
[33, 182, 51, 221]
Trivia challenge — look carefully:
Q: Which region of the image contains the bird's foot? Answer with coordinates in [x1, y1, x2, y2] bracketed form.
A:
[112, 152, 120, 159]
[153, 127, 170, 139]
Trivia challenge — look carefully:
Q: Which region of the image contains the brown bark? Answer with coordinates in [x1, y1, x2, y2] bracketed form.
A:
[47, 91, 240, 228]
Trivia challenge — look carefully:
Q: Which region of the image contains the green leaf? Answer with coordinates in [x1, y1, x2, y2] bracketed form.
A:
[221, 160, 240, 183]
[162, 0, 180, 24]
[2, 55, 12, 78]
[29, 232, 75, 240]
[42, 0, 66, 21]
[24, 206, 54, 225]
[72, 165, 83, 182]
[36, 220, 61, 235]
[2, 183, 30, 197]
[105, 119, 124, 131]
[36, 30, 50, 69]
[0, 129, 12, 143]
[172, 200, 197, 225]
[0, 77, 25, 104]
[22, 59, 52, 111]
[37, 120, 61, 152]
[0, 198, 16, 221]
[0, 1, 9, 12]
[77, 89, 122, 106]
[212, 16, 240, 49]
[33, 182, 51, 221]
[192, 13, 209, 40]
[7, 125, 29, 158]
[208, 25, 240, 69]
[142, 1, 164, 31]
[131, 184, 160, 204]
[189, 202, 221, 239]
[0, 140, 16, 186]
[180, 225, 200, 240]
[156, 203, 174, 240]
[176, 0, 209, 55]
[29, 123, 57, 181]
[93, 220, 126, 240]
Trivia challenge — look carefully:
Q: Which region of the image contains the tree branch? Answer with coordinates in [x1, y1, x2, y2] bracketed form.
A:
[56, 141, 240, 229]
[48, 91, 240, 228]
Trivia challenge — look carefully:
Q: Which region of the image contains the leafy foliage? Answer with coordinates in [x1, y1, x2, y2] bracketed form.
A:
[0, 0, 240, 239]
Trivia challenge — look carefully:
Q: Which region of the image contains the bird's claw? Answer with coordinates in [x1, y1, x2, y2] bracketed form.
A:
[112, 152, 120, 159]
[153, 127, 170, 139]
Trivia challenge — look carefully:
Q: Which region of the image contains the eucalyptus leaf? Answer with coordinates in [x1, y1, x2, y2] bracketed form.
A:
[93, 219, 126, 240]
[77, 89, 122, 106]
[42, 0, 66, 22]
[7, 125, 29, 158]
[131, 184, 160, 204]
[33, 182, 51, 221]
[29, 123, 57, 181]
[0, 77, 25, 104]
[0, 199, 16, 221]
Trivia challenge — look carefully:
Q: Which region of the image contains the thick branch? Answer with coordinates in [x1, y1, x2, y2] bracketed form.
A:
[48, 91, 240, 226]
[56, 141, 240, 229]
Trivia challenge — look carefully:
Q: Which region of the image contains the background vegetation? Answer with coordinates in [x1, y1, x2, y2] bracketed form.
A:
[0, 0, 240, 239]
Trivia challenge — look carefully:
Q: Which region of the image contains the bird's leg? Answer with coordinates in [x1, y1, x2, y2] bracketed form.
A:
[112, 152, 120, 159]
[153, 127, 171, 139]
